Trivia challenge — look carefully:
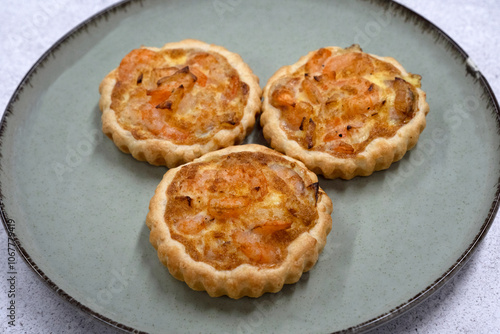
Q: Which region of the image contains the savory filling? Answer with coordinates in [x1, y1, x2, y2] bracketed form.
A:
[110, 48, 249, 145]
[268, 45, 422, 158]
[165, 151, 320, 270]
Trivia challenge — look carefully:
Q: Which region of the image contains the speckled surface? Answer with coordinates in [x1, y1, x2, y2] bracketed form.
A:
[0, 0, 499, 333]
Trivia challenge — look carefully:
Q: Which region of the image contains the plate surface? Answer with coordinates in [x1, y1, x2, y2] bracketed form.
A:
[1, 0, 499, 333]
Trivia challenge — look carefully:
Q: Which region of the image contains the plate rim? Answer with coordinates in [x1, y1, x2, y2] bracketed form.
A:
[0, 0, 499, 333]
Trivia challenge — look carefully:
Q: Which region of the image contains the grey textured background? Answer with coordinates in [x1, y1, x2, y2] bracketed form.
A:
[1, 0, 499, 333]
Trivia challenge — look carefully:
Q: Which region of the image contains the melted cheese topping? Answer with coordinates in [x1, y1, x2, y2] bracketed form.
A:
[269, 46, 422, 158]
[165, 151, 319, 270]
[110, 48, 249, 145]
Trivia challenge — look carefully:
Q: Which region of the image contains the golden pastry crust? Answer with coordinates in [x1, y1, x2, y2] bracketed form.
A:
[261, 45, 429, 179]
[146, 144, 333, 299]
[99, 39, 261, 167]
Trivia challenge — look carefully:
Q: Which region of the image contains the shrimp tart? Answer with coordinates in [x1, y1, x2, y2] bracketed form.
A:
[261, 44, 429, 179]
[99, 39, 261, 167]
[146, 144, 333, 299]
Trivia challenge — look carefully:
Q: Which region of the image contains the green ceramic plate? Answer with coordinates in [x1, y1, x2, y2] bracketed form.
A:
[1, 0, 499, 333]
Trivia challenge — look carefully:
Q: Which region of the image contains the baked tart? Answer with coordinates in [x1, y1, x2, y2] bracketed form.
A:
[146, 144, 333, 299]
[261, 44, 429, 179]
[99, 39, 261, 167]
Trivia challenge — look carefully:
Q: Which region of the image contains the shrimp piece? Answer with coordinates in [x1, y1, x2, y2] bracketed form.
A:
[372, 57, 400, 76]
[240, 243, 279, 264]
[281, 101, 313, 131]
[156, 66, 197, 88]
[212, 165, 267, 197]
[208, 196, 250, 218]
[189, 52, 221, 85]
[329, 141, 355, 155]
[323, 129, 345, 143]
[271, 86, 296, 108]
[156, 85, 185, 111]
[190, 52, 220, 69]
[252, 220, 291, 235]
[147, 66, 197, 109]
[301, 79, 322, 104]
[322, 116, 357, 145]
[146, 87, 172, 108]
[223, 75, 241, 100]
[189, 66, 207, 87]
[210, 197, 250, 210]
[305, 48, 332, 74]
[139, 103, 163, 123]
[159, 125, 190, 141]
[175, 214, 209, 235]
[323, 52, 374, 79]
[340, 78, 381, 116]
[117, 48, 158, 82]
[149, 66, 180, 86]
[269, 163, 306, 194]
[233, 231, 280, 264]
[389, 77, 416, 121]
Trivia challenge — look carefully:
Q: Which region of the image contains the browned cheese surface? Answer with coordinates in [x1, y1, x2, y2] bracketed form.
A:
[165, 151, 320, 270]
[111, 48, 249, 144]
[269, 47, 422, 158]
